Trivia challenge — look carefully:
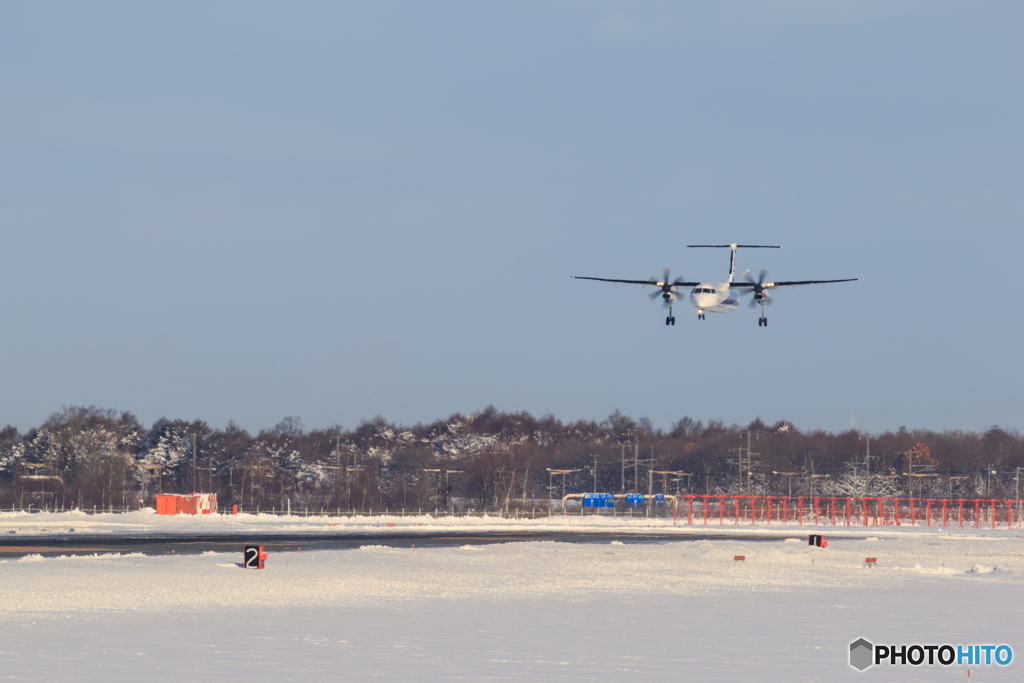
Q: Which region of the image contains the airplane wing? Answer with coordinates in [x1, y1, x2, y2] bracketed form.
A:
[729, 278, 862, 288]
[765, 278, 862, 288]
[572, 276, 701, 287]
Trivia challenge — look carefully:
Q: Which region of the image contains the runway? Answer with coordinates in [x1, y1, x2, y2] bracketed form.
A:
[0, 529, 803, 558]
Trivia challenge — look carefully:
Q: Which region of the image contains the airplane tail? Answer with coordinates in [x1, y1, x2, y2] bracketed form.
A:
[687, 244, 781, 283]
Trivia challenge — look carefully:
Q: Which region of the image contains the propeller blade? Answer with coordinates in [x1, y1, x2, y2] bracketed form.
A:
[742, 269, 755, 285]
[748, 298, 758, 309]
[662, 267, 671, 285]
[757, 269, 768, 286]
[648, 289, 661, 301]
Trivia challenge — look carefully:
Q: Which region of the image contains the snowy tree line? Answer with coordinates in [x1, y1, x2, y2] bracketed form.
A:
[1, 405, 1023, 511]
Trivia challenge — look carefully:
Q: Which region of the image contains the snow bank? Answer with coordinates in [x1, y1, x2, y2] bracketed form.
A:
[3, 508, 1022, 541]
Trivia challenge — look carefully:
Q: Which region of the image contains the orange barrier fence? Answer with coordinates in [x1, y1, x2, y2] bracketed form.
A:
[675, 496, 1024, 528]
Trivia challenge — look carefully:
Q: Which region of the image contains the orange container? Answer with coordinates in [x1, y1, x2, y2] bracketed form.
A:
[155, 493, 218, 515]
[155, 494, 181, 515]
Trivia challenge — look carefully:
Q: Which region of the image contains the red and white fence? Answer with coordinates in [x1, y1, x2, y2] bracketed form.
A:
[670, 496, 1024, 528]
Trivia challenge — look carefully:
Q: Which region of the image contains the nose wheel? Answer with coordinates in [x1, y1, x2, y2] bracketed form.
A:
[697, 309, 705, 320]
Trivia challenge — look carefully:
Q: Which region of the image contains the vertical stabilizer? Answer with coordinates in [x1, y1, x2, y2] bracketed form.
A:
[687, 244, 782, 283]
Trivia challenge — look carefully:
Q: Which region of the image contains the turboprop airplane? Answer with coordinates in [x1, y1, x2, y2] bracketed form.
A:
[572, 243, 861, 327]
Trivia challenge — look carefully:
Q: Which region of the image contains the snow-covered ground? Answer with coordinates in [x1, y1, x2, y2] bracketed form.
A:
[3, 507, 1022, 539]
[2, 512, 1023, 681]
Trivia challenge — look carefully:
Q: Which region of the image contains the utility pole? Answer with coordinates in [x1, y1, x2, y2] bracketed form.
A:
[590, 454, 600, 492]
[633, 444, 640, 493]
[906, 447, 913, 498]
[192, 433, 197, 492]
[624, 432, 651, 495]
[631, 430, 641, 491]
[732, 432, 760, 495]
[654, 471, 689, 495]
[747, 431, 757, 495]
[648, 443, 654, 497]
[863, 432, 873, 497]
[773, 471, 800, 497]
[620, 433, 630, 493]
[730, 447, 742, 492]
[423, 468, 441, 508]
[332, 434, 343, 504]
[948, 475, 969, 500]
[804, 456, 828, 496]
[547, 469, 581, 501]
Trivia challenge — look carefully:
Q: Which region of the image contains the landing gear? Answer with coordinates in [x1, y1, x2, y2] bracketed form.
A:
[665, 302, 676, 326]
[758, 300, 768, 327]
[665, 316, 675, 326]
[697, 309, 705, 320]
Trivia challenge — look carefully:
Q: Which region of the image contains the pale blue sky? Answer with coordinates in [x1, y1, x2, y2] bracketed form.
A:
[1, 2, 1021, 434]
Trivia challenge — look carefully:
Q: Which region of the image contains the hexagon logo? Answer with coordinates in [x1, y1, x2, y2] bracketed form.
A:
[850, 638, 874, 671]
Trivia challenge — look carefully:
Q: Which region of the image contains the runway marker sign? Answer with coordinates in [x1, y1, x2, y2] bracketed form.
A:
[244, 545, 267, 569]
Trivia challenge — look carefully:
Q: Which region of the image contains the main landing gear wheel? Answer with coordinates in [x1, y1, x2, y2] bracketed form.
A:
[664, 300, 677, 326]
[758, 317, 768, 327]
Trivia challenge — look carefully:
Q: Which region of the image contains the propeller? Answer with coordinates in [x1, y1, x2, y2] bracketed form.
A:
[648, 268, 687, 307]
[742, 269, 773, 308]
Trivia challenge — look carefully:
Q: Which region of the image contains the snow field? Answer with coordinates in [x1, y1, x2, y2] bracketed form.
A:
[2, 535, 1022, 611]
[2, 530, 1023, 681]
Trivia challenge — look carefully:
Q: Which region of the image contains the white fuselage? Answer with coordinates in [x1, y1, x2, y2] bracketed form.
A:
[689, 283, 739, 314]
